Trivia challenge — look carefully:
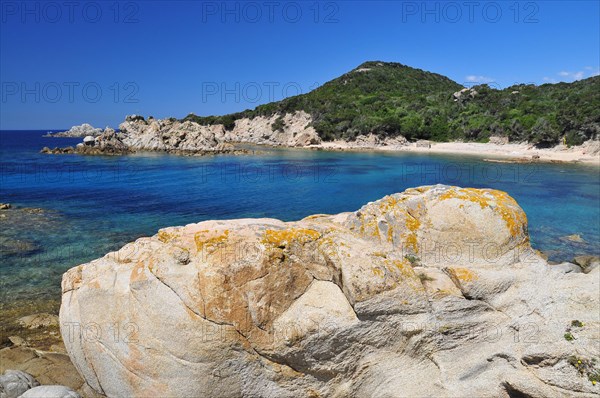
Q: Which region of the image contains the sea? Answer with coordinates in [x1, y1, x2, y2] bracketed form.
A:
[1, 130, 599, 332]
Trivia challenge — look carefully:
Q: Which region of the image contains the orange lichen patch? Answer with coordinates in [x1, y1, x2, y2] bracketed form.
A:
[403, 186, 431, 196]
[157, 230, 177, 243]
[386, 224, 394, 243]
[379, 258, 423, 291]
[372, 268, 384, 277]
[439, 187, 488, 208]
[88, 280, 101, 289]
[371, 251, 388, 258]
[130, 261, 149, 283]
[438, 187, 527, 238]
[302, 214, 330, 220]
[316, 236, 341, 260]
[261, 228, 321, 248]
[356, 212, 381, 238]
[448, 267, 477, 283]
[62, 265, 83, 292]
[387, 258, 416, 279]
[378, 195, 403, 212]
[486, 190, 528, 239]
[194, 230, 230, 252]
[399, 209, 421, 253]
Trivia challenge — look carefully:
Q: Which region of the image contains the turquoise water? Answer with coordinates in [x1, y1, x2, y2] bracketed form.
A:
[1, 130, 599, 318]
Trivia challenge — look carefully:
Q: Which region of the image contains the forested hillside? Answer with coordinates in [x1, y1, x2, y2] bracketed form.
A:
[184, 61, 600, 146]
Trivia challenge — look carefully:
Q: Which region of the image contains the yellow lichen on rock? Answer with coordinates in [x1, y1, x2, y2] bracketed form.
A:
[378, 195, 403, 212]
[439, 187, 527, 239]
[262, 228, 321, 248]
[194, 229, 230, 252]
[403, 210, 421, 253]
[157, 230, 177, 243]
[446, 267, 478, 283]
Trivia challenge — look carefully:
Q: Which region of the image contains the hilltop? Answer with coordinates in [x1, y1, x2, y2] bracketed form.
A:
[184, 61, 600, 147]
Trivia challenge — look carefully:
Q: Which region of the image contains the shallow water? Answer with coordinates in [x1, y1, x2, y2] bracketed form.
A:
[1, 130, 599, 327]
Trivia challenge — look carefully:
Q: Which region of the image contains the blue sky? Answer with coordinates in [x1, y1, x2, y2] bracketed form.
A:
[1, 0, 599, 129]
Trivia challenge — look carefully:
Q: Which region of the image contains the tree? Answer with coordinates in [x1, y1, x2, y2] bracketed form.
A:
[530, 117, 560, 147]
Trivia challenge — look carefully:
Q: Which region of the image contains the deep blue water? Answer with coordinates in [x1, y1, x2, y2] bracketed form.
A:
[1, 130, 599, 314]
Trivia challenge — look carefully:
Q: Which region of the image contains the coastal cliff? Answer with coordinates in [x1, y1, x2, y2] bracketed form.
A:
[59, 185, 599, 397]
[118, 111, 321, 151]
[41, 112, 323, 156]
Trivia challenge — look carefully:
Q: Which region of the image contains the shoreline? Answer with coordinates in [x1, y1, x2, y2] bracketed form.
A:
[310, 140, 600, 165]
[45, 135, 600, 165]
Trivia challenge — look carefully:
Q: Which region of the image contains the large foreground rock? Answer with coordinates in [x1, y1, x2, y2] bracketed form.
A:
[60, 185, 600, 397]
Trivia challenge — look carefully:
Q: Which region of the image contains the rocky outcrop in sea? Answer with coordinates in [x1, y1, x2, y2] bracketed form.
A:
[59, 185, 600, 397]
[44, 124, 103, 138]
[41, 128, 130, 156]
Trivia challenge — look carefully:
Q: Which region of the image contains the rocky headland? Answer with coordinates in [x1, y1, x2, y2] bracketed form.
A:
[53, 185, 599, 397]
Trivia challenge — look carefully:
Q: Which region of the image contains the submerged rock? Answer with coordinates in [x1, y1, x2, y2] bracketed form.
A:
[59, 185, 600, 397]
[0, 237, 41, 256]
[17, 314, 59, 330]
[561, 234, 586, 243]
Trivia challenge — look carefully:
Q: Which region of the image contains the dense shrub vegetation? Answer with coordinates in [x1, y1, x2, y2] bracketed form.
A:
[183, 61, 600, 146]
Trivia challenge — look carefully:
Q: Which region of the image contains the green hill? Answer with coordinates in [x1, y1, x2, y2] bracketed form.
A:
[184, 61, 600, 146]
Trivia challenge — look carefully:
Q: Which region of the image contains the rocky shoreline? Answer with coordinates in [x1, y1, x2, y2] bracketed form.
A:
[40, 114, 600, 164]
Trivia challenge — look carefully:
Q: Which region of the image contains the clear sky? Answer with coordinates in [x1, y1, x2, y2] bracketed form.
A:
[1, 0, 599, 129]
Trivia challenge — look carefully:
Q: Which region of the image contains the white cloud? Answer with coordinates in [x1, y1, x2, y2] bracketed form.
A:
[465, 75, 495, 83]
[552, 68, 597, 82]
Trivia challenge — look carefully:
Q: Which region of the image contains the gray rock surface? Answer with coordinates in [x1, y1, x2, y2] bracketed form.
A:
[0, 370, 39, 398]
[115, 111, 321, 153]
[573, 255, 600, 274]
[17, 314, 59, 329]
[60, 185, 600, 397]
[18, 386, 80, 398]
[46, 124, 102, 138]
[0, 347, 85, 398]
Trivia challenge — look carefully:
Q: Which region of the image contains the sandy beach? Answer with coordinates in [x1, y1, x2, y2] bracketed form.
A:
[315, 140, 600, 165]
